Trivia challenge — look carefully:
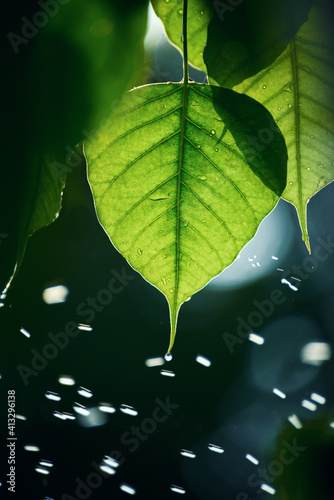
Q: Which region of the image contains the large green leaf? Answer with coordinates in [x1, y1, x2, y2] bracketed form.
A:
[0, 0, 147, 295]
[85, 82, 287, 353]
[151, 0, 212, 71]
[234, 0, 334, 251]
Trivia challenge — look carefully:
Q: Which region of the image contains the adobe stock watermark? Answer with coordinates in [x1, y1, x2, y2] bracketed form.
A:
[213, 0, 244, 22]
[7, 0, 71, 54]
[223, 235, 334, 353]
[17, 267, 135, 386]
[236, 439, 306, 499]
[61, 396, 180, 500]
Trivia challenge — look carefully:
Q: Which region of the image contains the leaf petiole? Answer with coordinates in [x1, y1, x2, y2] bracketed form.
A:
[182, 0, 189, 83]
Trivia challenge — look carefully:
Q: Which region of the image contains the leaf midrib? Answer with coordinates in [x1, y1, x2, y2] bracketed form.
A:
[174, 80, 188, 318]
[290, 37, 302, 213]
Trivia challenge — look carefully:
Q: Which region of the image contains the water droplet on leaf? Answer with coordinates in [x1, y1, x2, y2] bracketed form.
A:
[210, 129, 216, 135]
[199, 175, 207, 181]
[289, 181, 293, 185]
[178, 8, 183, 14]
[262, 85, 267, 89]
[137, 248, 142, 255]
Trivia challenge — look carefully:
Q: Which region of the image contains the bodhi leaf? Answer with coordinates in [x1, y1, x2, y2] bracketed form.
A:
[233, 0, 334, 251]
[151, 0, 212, 72]
[85, 82, 287, 354]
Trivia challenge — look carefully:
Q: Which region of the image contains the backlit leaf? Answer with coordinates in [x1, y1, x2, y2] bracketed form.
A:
[85, 82, 287, 353]
[234, 0, 334, 251]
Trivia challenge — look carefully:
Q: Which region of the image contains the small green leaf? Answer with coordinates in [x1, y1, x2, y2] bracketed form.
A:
[234, 0, 334, 251]
[85, 82, 287, 353]
[151, 0, 212, 71]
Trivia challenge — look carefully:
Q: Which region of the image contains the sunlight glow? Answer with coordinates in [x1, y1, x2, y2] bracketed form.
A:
[20, 328, 31, 338]
[261, 484, 276, 495]
[120, 484, 136, 495]
[145, 357, 165, 367]
[195, 355, 211, 367]
[301, 399, 317, 411]
[249, 333, 265, 345]
[58, 375, 76, 386]
[42, 285, 69, 304]
[301, 342, 332, 366]
[208, 444, 224, 453]
[170, 485, 186, 494]
[273, 388, 286, 399]
[246, 454, 259, 465]
[310, 393, 326, 404]
[288, 414, 303, 429]
[120, 405, 138, 416]
[24, 445, 40, 452]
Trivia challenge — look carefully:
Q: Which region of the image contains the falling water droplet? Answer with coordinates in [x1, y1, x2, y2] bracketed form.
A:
[165, 353, 173, 362]
[137, 248, 142, 255]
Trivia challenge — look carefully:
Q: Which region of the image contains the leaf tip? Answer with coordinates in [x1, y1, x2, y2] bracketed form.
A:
[166, 300, 181, 358]
[304, 238, 311, 255]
